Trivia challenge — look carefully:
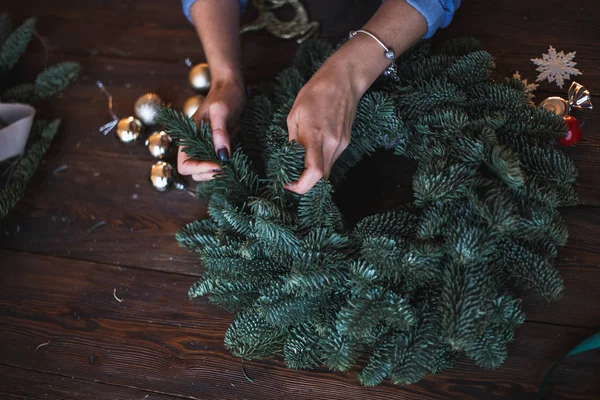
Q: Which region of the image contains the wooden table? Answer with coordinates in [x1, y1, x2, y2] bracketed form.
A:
[0, 1, 598, 398]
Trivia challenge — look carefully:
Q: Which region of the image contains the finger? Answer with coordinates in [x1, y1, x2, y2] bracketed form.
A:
[208, 104, 231, 162]
[178, 147, 222, 176]
[285, 147, 324, 194]
[287, 110, 299, 142]
[191, 171, 220, 182]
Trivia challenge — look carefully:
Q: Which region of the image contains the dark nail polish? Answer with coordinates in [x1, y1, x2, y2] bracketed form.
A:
[217, 147, 230, 162]
[212, 168, 221, 173]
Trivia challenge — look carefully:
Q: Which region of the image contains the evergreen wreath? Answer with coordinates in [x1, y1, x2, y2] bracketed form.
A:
[0, 15, 79, 220]
[158, 38, 578, 386]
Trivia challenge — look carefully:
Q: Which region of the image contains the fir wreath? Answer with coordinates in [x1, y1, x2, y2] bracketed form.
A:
[158, 38, 578, 386]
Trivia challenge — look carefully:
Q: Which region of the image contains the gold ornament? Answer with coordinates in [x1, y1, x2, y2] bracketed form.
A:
[134, 93, 164, 125]
[183, 95, 205, 118]
[145, 131, 172, 159]
[116, 116, 143, 143]
[539, 96, 569, 116]
[188, 63, 211, 92]
[149, 161, 174, 191]
[241, 0, 319, 43]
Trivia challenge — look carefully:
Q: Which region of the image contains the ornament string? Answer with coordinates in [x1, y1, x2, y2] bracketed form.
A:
[96, 81, 119, 135]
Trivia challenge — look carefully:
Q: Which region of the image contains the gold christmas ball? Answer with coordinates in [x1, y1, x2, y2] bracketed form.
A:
[539, 96, 568, 116]
[145, 130, 172, 159]
[149, 161, 174, 191]
[183, 95, 205, 118]
[134, 92, 164, 125]
[188, 63, 211, 92]
[116, 116, 143, 143]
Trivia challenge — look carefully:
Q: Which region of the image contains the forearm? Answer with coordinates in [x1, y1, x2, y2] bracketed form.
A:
[190, 0, 243, 87]
[325, 0, 427, 98]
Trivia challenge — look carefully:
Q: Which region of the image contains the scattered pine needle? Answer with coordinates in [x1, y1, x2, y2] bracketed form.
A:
[35, 340, 50, 354]
[87, 220, 106, 234]
[113, 288, 124, 303]
[53, 164, 68, 174]
[241, 365, 254, 383]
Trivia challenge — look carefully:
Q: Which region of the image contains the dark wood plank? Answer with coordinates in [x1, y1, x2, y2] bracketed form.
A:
[0, 153, 207, 274]
[4, 0, 599, 95]
[0, 364, 183, 400]
[0, 250, 598, 400]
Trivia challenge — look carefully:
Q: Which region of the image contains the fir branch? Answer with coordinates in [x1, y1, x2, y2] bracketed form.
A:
[0, 17, 35, 72]
[156, 107, 217, 162]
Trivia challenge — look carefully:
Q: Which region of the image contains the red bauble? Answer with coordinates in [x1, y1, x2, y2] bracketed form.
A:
[558, 115, 582, 146]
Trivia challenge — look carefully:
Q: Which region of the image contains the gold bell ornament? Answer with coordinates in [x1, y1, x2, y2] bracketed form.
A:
[145, 130, 172, 159]
[149, 161, 192, 194]
[188, 62, 211, 93]
[97, 81, 145, 143]
[149, 161, 175, 191]
[183, 95, 206, 118]
[115, 116, 143, 143]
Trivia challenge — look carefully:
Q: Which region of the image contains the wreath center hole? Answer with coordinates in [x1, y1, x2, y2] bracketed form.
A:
[334, 149, 417, 227]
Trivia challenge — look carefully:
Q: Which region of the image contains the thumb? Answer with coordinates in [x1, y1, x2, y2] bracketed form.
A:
[209, 104, 231, 162]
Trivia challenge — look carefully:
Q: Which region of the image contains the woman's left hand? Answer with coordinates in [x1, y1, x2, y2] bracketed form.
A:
[284, 58, 362, 194]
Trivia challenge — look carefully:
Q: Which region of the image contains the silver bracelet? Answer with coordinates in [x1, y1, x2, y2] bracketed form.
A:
[348, 29, 399, 81]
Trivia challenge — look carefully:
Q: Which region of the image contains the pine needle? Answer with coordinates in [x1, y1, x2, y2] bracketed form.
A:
[113, 288, 124, 303]
[35, 340, 50, 354]
[86, 220, 106, 234]
[52, 164, 68, 174]
[241, 365, 254, 383]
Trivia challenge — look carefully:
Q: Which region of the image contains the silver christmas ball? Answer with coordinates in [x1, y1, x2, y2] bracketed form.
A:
[134, 93, 164, 125]
[145, 130, 172, 159]
[188, 63, 211, 92]
[183, 95, 205, 118]
[116, 116, 143, 143]
[149, 161, 174, 191]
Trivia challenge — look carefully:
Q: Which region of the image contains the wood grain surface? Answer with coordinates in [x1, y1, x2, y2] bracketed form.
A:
[0, 0, 598, 398]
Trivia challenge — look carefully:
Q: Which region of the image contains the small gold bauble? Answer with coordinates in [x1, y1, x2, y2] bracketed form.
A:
[539, 96, 568, 116]
[145, 130, 172, 159]
[116, 116, 143, 143]
[183, 95, 205, 118]
[188, 63, 211, 92]
[149, 161, 174, 191]
[134, 92, 164, 125]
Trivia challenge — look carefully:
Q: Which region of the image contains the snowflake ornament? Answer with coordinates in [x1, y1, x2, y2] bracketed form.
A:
[531, 46, 581, 89]
[513, 71, 539, 103]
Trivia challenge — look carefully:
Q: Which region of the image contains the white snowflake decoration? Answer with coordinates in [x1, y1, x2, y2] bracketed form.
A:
[513, 71, 539, 103]
[531, 46, 581, 89]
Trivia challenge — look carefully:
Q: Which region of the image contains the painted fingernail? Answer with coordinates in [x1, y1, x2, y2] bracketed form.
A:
[212, 168, 221, 173]
[217, 147, 230, 162]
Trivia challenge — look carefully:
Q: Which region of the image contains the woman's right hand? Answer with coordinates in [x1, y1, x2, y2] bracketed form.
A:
[177, 77, 246, 181]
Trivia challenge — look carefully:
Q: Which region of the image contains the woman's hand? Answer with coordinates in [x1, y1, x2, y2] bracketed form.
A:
[284, 0, 427, 194]
[181, 0, 245, 181]
[284, 60, 361, 194]
[177, 78, 246, 181]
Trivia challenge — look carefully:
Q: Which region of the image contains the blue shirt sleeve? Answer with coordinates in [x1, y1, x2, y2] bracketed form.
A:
[405, 0, 461, 38]
[182, 0, 249, 23]
[182, 0, 459, 39]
